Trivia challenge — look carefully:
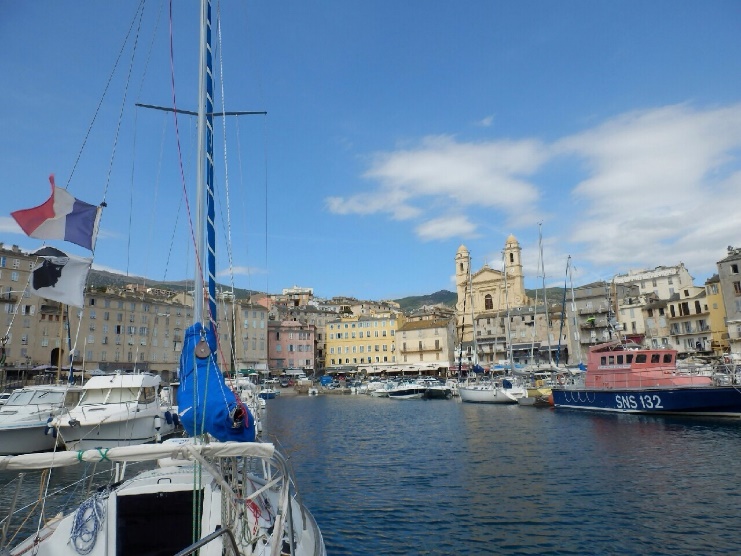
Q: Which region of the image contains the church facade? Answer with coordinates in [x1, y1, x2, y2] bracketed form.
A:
[454, 235, 530, 344]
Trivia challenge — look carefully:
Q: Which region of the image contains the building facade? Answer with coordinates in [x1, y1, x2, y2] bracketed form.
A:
[396, 318, 456, 371]
[455, 235, 529, 344]
[267, 319, 315, 373]
[716, 246, 741, 354]
[325, 314, 401, 369]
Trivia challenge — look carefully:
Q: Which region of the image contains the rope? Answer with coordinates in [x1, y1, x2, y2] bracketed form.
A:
[69, 492, 107, 555]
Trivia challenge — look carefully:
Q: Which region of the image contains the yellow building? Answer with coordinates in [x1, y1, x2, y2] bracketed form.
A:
[705, 274, 729, 354]
[455, 235, 530, 343]
[325, 313, 403, 368]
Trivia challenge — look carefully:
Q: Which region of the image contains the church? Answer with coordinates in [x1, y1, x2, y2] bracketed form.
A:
[455, 235, 530, 343]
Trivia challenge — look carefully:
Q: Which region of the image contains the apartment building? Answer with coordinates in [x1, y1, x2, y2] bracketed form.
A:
[642, 298, 671, 349]
[613, 263, 694, 299]
[665, 286, 711, 355]
[565, 281, 639, 356]
[396, 318, 455, 370]
[267, 319, 315, 372]
[704, 275, 729, 353]
[325, 313, 402, 369]
[717, 246, 741, 354]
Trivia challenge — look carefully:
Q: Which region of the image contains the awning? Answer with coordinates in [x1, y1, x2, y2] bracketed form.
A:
[511, 343, 538, 351]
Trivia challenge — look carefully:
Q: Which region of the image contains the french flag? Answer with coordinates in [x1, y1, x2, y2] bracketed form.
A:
[11, 175, 101, 251]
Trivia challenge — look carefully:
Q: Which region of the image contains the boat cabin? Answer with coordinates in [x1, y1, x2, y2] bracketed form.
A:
[584, 341, 713, 389]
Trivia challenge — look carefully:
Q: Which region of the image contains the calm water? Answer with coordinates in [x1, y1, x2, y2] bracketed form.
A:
[2, 396, 740, 555]
[263, 395, 741, 555]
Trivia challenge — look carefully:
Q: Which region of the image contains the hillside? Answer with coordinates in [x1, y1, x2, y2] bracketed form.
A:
[394, 290, 458, 312]
[88, 270, 565, 313]
[87, 269, 258, 299]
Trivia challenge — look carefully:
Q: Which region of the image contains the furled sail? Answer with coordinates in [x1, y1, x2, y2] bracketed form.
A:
[178, 321, 255, 442]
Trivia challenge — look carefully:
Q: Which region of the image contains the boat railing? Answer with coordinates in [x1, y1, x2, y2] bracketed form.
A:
[0, 459, 155, 552]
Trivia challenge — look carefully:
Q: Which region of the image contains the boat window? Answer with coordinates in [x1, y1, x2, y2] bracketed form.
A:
[80, 389, 110, 405]
[5, 391, 35, 406]
[651, 354, 660, 363]
[626, 354, 633, 363]
[608, 356, 615, 365]
[65, 390, 82, 407]
[600, 356, 607, 365]
[140, 387, 157, 403]
[617, 355, 624, 364]
[636, 354, 647, 364]
[663, 354, 673, 364]
[109, 388, 141, 403]
[30, 390, 65, 405]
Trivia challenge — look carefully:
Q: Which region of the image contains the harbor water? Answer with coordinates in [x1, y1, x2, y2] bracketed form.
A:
[264, 395, 741, 555]
[2, 394, 741, 555]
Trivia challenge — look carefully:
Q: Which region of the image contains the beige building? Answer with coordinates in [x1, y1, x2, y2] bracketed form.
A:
[0, 243, 270, 383]
[665, 286, 711, 355]
[642, 298, 671, 349]
[613, 264, 694, 299]
[455, 235, 529, 344]
[396, 318, 456, 371]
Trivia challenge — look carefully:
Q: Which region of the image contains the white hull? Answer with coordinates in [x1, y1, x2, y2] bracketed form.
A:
[388, 391, 425, 400]
[57, 410, 177, 451]
[369, 390, 389, 397]
[459, 384, 528, 404]
[0, 423, 58, 456]
[0, 385, 82, 455]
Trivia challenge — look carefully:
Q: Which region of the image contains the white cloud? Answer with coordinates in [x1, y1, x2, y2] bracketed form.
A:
[218, 265, 265, 278]
[557, 103, 741, 275]
[325, 134, 547, 239]
[327, 102, 741, 283]
[477, 115, 495, 127]
[416, 215, 478, 241]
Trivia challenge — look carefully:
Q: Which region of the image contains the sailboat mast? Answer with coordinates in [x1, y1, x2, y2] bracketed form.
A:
[503, 250, 513, 368]
[556, 256, 569, 366]
[568, 257, 583, 365]
[539, 224, 553, 364]
[195, 0, 216, 328]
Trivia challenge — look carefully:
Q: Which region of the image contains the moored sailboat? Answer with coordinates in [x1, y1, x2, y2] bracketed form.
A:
[1, 2, 325, 554]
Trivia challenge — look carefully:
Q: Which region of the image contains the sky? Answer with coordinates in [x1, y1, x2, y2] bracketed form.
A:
[2, 0, 741, 301]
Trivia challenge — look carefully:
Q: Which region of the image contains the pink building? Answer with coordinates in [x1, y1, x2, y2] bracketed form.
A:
[267, 319, 315, 373]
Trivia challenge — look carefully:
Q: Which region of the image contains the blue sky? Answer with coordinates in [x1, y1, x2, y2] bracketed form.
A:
[2, 1, 741, 301]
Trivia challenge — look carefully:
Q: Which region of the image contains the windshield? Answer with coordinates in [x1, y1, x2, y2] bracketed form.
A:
[80, 387, 140, 405]
[5, 389, 66, 406]
[6, 391, 35, 406]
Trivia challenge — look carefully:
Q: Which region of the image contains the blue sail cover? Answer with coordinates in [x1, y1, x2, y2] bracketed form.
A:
[178, 322, 255, 442]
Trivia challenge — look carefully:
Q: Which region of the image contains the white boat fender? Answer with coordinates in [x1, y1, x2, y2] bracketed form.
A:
[154, 415, 162, 431]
